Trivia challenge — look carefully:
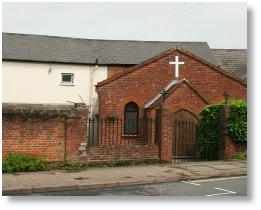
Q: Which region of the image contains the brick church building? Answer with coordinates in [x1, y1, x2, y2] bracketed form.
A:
[94, 47, 247, 163]
[96, 47, 246, 121]
[2, 33, 247, 163]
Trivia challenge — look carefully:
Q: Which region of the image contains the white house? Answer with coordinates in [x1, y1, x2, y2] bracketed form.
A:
[2, 61, 106, 116]
[2, 33, 247, 116]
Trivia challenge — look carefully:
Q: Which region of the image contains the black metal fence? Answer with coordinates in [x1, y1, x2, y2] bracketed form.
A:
[87, 117, 220, 162]
[172, 120, 220, 163]
[87, 118, 156, 147]
[198, 120, 220, 161]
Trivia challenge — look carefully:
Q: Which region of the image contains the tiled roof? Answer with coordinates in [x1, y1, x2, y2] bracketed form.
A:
[145, 80, 181, 108]
[2, 103, 74, 110]
[145, 79, 210, 109]
[2, 33, 247, 81]
[2, 32, 218, 65]
[211, 49, 247, 81]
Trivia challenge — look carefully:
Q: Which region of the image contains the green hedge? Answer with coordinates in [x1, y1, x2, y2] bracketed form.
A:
[199, 99, 247, 142]
[228, 100, 247, 142]
[198, 100, 247, 159]
[2, 153, 48, 173]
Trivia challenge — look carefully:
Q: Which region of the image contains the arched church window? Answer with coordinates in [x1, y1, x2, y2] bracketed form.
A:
[124, 102, 139, 134]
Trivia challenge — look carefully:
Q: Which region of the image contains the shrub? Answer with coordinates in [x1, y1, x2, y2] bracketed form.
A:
[2, 153, 48, 173]
[61, 162, 89, 171]
[199, 99, 247, 141]
[234, 153, 247, 160]
[228, 100, 247, 142]
[198, 100, 247, 159]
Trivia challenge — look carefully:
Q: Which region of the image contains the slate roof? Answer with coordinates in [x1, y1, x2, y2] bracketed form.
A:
[145, 79, 210, 109]
[211, 49, 247, 81]
[2, 32, 219, 66]
[2, 103, 74, 110]
[145, 80, 181, 108]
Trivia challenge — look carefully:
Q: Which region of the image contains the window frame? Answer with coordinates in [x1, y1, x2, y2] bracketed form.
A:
[61, 73, 74, 84]
[124, 102, 139, 135]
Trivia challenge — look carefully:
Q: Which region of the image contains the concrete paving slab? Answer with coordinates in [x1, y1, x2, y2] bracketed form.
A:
[2, 160, 247, 195]
[17, 179, 39, 187]
[78, 182, 106, 190]
[179, 166, 215, 172]
[33, 185, 78, 193]
[118, 179, 156, 186]
[155, 175, 182, 183]
[209, 164, 241, 170]
[3, 187, 33, 195]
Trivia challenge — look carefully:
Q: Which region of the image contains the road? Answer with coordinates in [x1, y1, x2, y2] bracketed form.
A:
[25, 176, 247, 196]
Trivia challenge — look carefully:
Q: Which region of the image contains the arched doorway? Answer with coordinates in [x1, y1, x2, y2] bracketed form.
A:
[173, 110, 199, 162]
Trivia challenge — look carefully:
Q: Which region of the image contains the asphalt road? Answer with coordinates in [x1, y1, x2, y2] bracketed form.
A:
[26, 176, 247, 196]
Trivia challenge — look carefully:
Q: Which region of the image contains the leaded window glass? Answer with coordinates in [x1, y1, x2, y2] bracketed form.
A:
[124, 102, 139, 134]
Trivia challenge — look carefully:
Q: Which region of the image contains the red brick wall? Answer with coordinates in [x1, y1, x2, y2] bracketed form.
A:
[222, 136, 247, 158]
[65, 117, 88, 161]
[97, 50, 247, 118]
[83, 144, 159, 163]
[234, 142, 247, 154]
[157, 104, 173, 163]
[219, 105, 247, 159]
[2, 116, 65, 162]
[164, 82, 209, 115]
[107, 65, 133, 78]
[2, 104, 159, 163]
[2, 105, 88, 162]
[177, 52, 247, 104]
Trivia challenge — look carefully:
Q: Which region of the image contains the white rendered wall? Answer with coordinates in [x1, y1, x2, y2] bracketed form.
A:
[2, 61, 107, 111]
[90, 66, 107, 116]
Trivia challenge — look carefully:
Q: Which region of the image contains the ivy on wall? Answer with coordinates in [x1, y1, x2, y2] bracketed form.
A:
[228, 100, 247, 142]
[198, 103, 223, 160]
[199, 100, 247, 142]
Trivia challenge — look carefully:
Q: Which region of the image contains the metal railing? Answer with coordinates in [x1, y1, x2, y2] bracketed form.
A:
[87, 118, 156, 147]
[172, 120, 220, 163]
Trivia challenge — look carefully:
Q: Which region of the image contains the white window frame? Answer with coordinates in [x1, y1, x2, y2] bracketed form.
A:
[61, 73, 74, 84]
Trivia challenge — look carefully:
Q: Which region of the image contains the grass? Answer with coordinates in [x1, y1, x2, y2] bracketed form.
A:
[44, 159, 157, 171]
[53, 159, 158, 171]
[2, 152, 159, 173]
[234, 153, 247, 160]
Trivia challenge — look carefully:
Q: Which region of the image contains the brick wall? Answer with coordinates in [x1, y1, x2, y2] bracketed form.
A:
[156, 104, 173, 163]
[97, 50, 247, 119]
[234, 141, 247, 155]
[81, 144, 159, 163]
[163, 82, 209, 115]
[2, 104, 88, 162]
[2, 116, 65, 162]
[107, 65, 134, 78]
[221, 136, 247, 158]
[2, 104, 160, 164]
[219, 105, 247, 159]
[96, 50, 247, 162]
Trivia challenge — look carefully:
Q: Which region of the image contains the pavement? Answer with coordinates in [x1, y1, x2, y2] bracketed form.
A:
[2, 159, 247, 195]
[31, 176, 247, 196]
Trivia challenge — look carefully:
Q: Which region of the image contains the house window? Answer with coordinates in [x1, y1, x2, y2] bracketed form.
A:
[61, 73, 74, 84]
[124, 102, 139, 134]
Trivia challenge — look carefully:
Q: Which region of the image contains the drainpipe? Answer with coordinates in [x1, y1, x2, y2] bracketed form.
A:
[87, 59, 99, 146]
[89, 58, 99, 118]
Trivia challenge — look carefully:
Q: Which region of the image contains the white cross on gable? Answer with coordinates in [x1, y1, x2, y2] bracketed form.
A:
[169, 56, 185, 78]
